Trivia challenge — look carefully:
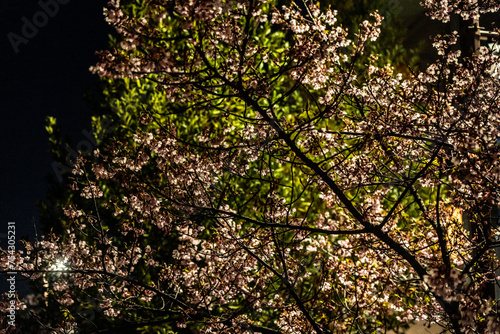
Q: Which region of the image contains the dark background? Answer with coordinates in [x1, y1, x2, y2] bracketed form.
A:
[0, 0, 112, 244]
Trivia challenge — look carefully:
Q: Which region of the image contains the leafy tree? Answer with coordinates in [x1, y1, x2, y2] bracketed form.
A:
[2, 0, 500, 333]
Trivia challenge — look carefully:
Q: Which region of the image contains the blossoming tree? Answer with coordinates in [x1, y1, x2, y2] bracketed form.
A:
[2, 0, 500, 333]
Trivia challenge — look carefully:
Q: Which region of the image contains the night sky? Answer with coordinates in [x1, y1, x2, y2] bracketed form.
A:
[0, 0, 112, 246]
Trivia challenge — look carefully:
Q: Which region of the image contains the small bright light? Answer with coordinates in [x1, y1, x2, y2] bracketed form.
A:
[49, 258, 69, 272]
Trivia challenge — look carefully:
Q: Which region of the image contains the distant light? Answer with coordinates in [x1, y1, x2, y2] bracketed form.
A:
[49, 258, 69, 272]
